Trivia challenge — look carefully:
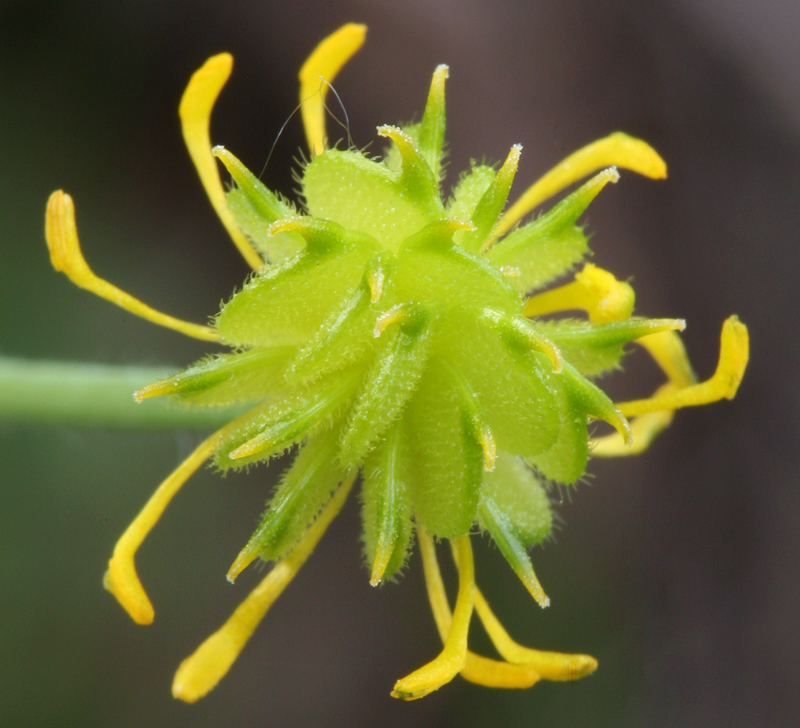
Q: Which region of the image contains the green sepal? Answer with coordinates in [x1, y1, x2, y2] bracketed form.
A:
[285, 253, 394, 384]
[417, 65, 448, 181]
[302, 149, 435, 252]
[447, 164, 496, 222]
[480, 452, 552, 546]
[404, 362, 484, 538]
[236, 427, 350, 563]
[539, 317, 685, 378]
[339, 302, 438, 466]
[460, 145, 521, 254]
[525, 408, 588, 485]
[376, 126, 444, 217]
[561, 360, 631, 442]
[216, 223, 379, 348]
[214, 368, 363, 470]
[485, 168, 619, 293]
[396, 224, 518, 314]
[137, 346, 295, 407]
[214, 146, 303, 265]
[478, 495, 549, 606]
[361, 421, 414, 583]
[435, 309, 562, 458]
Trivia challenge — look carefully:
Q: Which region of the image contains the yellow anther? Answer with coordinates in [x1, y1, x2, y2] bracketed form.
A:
[104, 428, 226, 624]
[45, 191, 219, 342]
[299, 23, 367, 157]
[524, 263, 635, 323]
[392, 534, 474, 700]
[172, 473, 356, 702]
[495, 132, 667, 238]
[179, 55, 262, 270]
[471, 586, 597, 680]
[617, 316, 748, 418]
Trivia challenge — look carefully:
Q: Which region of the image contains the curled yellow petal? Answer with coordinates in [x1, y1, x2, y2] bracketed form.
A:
[179, 53, 263, 270]
[524, 263, 635, 323]
[172, 473, 355, 703]
[590, 393, 676, 457]
[592, 331, 695, 456]
[299, 23, 367, 157]
[415, 526, 541, 689]
[617, 316, 749, 417]
[495, 132, 667, 238]
[392, 534, 474, 700]
[636, 328, 697, 389]
[104, 429, 225, 624]
[471, 586, 597, 680]
[45, 191, 219, 342]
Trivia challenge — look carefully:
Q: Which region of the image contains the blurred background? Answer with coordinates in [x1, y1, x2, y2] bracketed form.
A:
[2, 1, 798, 726]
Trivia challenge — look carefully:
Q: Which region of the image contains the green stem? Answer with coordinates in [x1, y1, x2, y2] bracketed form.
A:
[0, 358, 243, 430]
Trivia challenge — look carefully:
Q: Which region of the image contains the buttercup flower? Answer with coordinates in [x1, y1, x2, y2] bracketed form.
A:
[44, 23, 749, 702]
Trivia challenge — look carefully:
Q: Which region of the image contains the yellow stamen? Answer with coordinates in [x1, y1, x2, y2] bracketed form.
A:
[45, 191, 219, 342]
[414, 526, 541, 689]
[299, 23, 367, 157]
[494, 132, 667, 238]
[523, 263, 635, 323]
[617, 316, 748, 417]
[179, 53, 263, 270]
[471, 586, 597, 680]
[392, 534, 475, 700]
[104, 428, 227, 624]
[171, 472, 355, 703]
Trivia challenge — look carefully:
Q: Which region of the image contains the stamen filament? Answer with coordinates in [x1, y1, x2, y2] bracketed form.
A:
[617, 316, 748, 417]
[104, 429, 225, 624]
[299, 23, 367, 157]
[494, 132, 666, 238]
[45, 191, 219, 342]
[523, 263, 634, 323]
[179, 54, 263, 270]
[172, 472, 356, 703]
[392, 533, 475, 700]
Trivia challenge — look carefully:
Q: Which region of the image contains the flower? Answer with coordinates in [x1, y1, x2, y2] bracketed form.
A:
[44, 23, 749, 702]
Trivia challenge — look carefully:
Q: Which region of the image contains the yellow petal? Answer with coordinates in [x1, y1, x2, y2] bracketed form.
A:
[617, 316, 748, 417]
[45, 191, 218, 342]
[104, 429, 225, 624]
[179, 54, 263, 269]
[299, 23, 367, 157]
[171, 473, 355, 702]
[524, 263, 635, 323]
[495, 132, 666, 238]
[392, 535, 474, 700]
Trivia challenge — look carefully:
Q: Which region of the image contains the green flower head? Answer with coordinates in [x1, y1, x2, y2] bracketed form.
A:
[44, 23, 749, 702]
